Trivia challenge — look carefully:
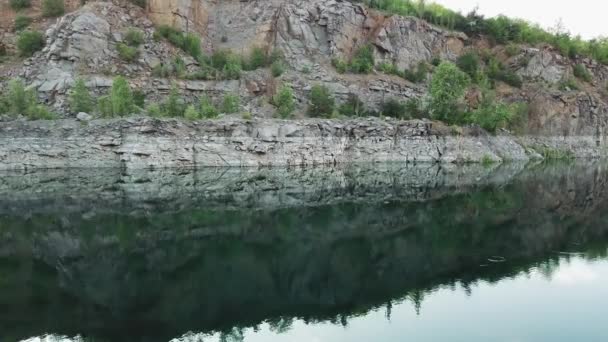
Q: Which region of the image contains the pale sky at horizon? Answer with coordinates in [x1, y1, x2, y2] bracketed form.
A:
[433, 0, 607, 39]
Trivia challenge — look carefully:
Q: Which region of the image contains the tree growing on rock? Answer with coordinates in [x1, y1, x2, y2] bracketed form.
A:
[308, 84, 335, 118]
[99, 76, 134, 118]
[429, 62, 470, 123]
[69, 79, 94, 114]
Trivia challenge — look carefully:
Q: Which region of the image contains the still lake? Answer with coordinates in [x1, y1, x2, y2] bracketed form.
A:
[1, 162, 608, 342]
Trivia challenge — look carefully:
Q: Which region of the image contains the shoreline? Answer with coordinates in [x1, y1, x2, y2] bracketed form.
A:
[0, 118, 605, 170]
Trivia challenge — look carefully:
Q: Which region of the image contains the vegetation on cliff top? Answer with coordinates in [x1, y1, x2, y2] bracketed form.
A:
[355, 0, 608, 64]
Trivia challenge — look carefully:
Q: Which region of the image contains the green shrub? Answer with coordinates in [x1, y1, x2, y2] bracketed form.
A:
[146, 103, 164, 117]
[332, 58, 348, 74]
[6, 78, 35, 115]
[69, 79, 94, 113]
[269, 49, 284, 64]
[380, 98, 409, 119]
[26, 104, 56, 120]
[200, 96, 219, 118]
[3, 78, 55, 120]
[162, 84, 184, 117]
[456, 52, 480, 80]
[10, 0, 31, 10]
[431, 56, 442, 66]
[496, 69, 523, 88]
[271, 61, 286, 77]
[42, 0, 65, 17]
[184, 105, 200, 120]
[429, 62, 470, 123]
[560, 78, 580, 91]
[223, 54, 242, 80]
[100, 76, 134, 117]
[173, 57, 186, 78]
[350, 44, 375, 74]
[308, 84, 335, 118]
[505, 44, 521, 57]
[248, 47, 267, 70]
[404, 62, 428, 83]
[221, 93, 240, 114]
[273, 85, 295, 118]
[156, 25, 202, 59]
[117, 43, 139, 62]
[124, 28, 144, 47]
[377, 62, 401, 76]
[129, 0, 146, 9]
[573, 64, 592, 82]
[17, 31, 45, 57]
[14, 15, 32, 32]
[152, 63, 172, 78]
[241, 112, 253, 120]
[339, 94, 368, 117]
[133, 90, 146, 108]
[405, 98, 427, 119]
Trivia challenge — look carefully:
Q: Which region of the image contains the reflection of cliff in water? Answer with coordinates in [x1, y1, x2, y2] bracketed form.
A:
[2, 162, 608, 342]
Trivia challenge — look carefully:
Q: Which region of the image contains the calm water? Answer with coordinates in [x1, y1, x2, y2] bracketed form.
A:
[2, 162, 608, 342]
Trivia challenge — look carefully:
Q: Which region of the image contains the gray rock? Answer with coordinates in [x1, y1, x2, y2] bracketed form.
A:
[76, 112, 93, 121]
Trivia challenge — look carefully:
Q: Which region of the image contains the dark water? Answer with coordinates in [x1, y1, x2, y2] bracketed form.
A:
[2, 162, 608, 342]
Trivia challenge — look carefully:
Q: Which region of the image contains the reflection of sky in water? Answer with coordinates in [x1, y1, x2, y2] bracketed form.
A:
[22, 255, 608, 342]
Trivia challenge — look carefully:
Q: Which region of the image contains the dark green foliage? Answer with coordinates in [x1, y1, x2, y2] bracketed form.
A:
[429, 62, 470, 123]
[156, 25, 202, 59]
[485, 57, 522, 88]
[42, 0, 65, 17]
[573, 64, 592, 82]
[505, 44, 521, 57]
[133, 90, 146, 108]
[99, 76, 134, 117]
[332, 58, 348, 74]
[10, 0, 31, 10]
[69, 79, 94, 114]
[380, 98, 409, 119]
[128, 0, 146, 8]
[200, 96, 219, 118]
[403, 62, 429, 83]
[2, 78, 55, 120]
[14, 15, 32, 32]
[349, 44, 375, 73]
[248, 47, 267, 70]
[456, 52, 480, 80]
[221, 93, 240, 114]
[338, 94, 369, 117]
[273, 85, 295, 118]
[124, 28, 144, 47]
[271, 61, 286, 77]
[17, 31, 44, 57]
[431, 56, 442, 66]
[405, 98, 427, 119]
[559, 78, 580, 91]
[162, 85, 185, 117]
[117, 43, 139, 62]
[308, 84, 335, 118]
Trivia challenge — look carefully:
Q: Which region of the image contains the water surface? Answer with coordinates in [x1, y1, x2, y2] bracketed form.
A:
[2, 162, 608, 341]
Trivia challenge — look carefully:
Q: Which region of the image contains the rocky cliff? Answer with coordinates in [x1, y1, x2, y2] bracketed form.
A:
[2, 0, 608, 169]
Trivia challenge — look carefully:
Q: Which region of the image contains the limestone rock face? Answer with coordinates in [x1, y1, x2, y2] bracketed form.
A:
[0, 118, 536, 170]
[518, 49, 567, 84]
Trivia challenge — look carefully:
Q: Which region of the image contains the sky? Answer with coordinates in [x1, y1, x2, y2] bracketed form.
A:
[433, 0, 607, 39]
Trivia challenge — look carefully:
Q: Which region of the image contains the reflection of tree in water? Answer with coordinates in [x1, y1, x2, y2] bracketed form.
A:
[4, 162, 608, 342]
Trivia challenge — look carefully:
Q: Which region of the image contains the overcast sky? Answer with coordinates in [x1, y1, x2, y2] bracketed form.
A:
[433, 0, 607, 39]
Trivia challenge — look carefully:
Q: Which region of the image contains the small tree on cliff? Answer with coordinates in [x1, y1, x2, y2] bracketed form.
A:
[429, 62, 470, 124]
[69, 79, 94, 114]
